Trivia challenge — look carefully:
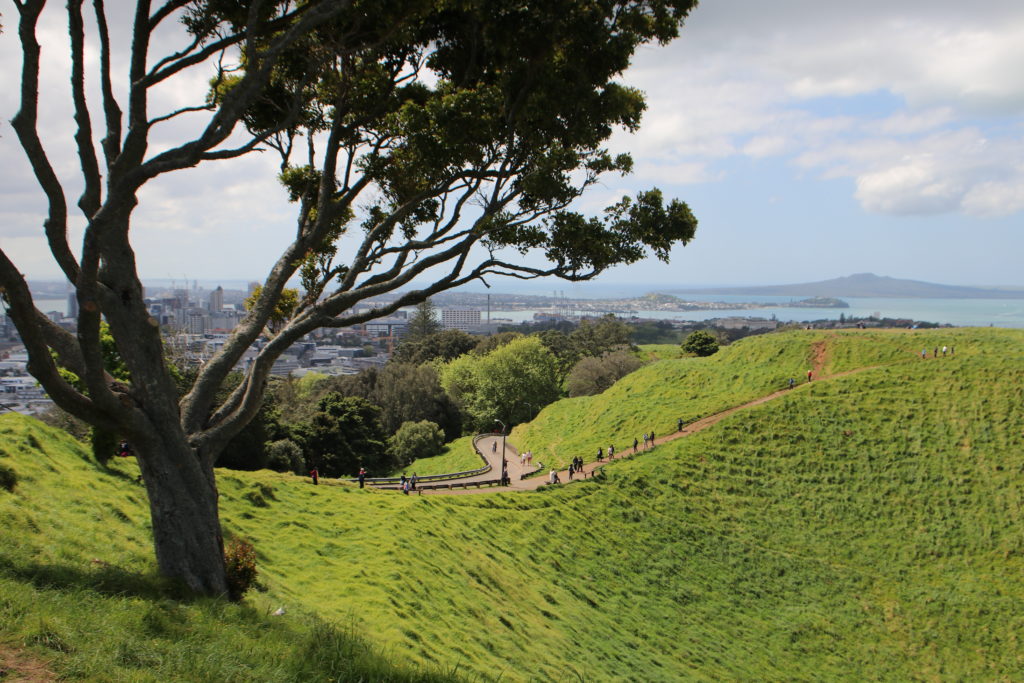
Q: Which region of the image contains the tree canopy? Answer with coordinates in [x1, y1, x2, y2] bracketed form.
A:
[2, 0, 699, 595]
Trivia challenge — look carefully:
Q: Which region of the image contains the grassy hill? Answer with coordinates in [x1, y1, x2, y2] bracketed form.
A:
[1, 328, 1022, 680]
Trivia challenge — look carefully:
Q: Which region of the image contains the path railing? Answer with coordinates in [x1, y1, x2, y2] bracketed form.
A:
[346, 432, 497, 487]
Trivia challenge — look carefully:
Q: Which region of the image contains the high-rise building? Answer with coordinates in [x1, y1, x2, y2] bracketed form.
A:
[67, 291, 79, 320]
[209, 286, 224, 312]
[441, 308, 481, 331]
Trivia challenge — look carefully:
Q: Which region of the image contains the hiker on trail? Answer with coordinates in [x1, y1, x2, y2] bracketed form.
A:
[568, 462, 575, 480]
[549, 469, 557, 485]
[608, 444, 615, 459]
[527, 451, 533, 466]
[597, 447, 603, 461]
[632, 437, 638, 454]
[358, 468, 366, 489]
[788, 377, 795, 389]
[921, 348, 927, 359]
[942, 345, 948, 356]
[677, 417, 683, 432]
[400, 474, 407, 491]
[402, 479, 410, 495]
[933, 347, 938, 358]
[642, 432, 648, 448]
[807, 369, 813, 382]
[309, 467, 319, 485]
[411, 473, 418, 491]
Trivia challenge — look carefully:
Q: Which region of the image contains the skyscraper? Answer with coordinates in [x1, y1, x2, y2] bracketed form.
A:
[209, 286, 224, 313]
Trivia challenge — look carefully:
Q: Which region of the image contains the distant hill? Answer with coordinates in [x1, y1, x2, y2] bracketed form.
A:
[669, 273, 1024, 299]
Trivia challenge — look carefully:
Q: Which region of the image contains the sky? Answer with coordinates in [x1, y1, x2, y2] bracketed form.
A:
[1, 0, 1022, 293]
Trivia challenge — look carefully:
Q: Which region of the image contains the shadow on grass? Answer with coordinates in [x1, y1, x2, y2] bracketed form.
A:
[0, 553, 196, 603]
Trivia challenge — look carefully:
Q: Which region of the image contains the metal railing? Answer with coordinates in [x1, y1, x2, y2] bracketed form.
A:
[346, 432, 496, 486]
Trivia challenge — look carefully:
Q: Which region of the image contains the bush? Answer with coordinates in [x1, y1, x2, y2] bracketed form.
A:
[266, 439, 304, 474]
[388, 420, 445, 466]
[0, 463, 16, 492]
[224, 538, 258, 602]
[682, 330, 720, 357]
[566, 351, 644, 397]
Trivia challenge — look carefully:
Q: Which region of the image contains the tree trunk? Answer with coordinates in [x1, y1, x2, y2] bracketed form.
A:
[134, 433, 227, 597]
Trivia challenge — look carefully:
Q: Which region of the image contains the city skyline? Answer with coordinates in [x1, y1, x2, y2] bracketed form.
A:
[1, 1, 1022, 290]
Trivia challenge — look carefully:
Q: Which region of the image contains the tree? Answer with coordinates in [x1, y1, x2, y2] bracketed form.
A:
[571, 315, 634, 358]
[472, 331, 522, 356]
[330, 363, 462, 439]
[566, 351, 644, 397]
[682, 330, 720, 357]
[388, 420, 445, 467]
[296, 393, 390, 477]
[404, 300, 443, 341]
[2, 0, 699, 595]
[243, 286, 299, 335]
[391, 329, 479, 366]
[440, 336, 560, 430]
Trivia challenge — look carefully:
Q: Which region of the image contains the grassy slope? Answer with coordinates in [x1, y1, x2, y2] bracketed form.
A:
[2, 328, 1022, 680]
[396, 436, 483, 476]
[512, 330, 828, 468]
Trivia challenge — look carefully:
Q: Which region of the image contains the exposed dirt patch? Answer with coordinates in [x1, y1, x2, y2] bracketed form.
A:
[0, 645, 56, 683]
[811, 339, 829, 378]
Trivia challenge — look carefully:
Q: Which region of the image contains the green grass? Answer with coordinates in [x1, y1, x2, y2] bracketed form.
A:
[397, 436, 483, 476]
[2, 328, 1023, 680]
[512, 330, 828, 468]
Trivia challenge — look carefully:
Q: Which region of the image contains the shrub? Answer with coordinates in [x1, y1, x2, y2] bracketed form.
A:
[0, 463, 16, 492]
[224, 538, 258, 602]
[566, 351, 644, 397]
[266, 439, 304, 474]
[682, 330, 720, 357]
[388, 420, 445, 466]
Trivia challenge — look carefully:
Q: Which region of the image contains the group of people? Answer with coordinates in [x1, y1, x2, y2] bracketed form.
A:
[921, 345, 954, 359]
[567, 456, 586, 480]
[519, 450, 534, 467]
[398, 473, 419, 494]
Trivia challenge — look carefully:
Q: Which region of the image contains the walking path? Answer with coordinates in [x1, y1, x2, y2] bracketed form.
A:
[390, 338, 906, 496]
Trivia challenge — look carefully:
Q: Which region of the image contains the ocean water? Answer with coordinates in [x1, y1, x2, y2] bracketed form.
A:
[20, 295, 1024, 328]
[488, 295, 1024, 328]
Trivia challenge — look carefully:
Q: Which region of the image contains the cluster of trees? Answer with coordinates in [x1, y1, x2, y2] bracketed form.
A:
[214, 305, 642, 476]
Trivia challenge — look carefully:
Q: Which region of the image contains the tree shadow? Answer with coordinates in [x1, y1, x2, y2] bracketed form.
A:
[0, 554, 199, 603]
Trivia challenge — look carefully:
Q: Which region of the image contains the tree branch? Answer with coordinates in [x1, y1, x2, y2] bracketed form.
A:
[11, 0, 80, 283]
[69, 0, 104, 218]
[93, 0, 123, 167]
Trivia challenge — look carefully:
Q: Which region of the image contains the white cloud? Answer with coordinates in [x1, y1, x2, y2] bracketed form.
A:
[611, 0, 1024, 219]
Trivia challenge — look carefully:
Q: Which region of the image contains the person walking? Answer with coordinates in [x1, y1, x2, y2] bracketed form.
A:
[648, 430, 655, 448]
[568, 462, 575, 480]
[921, 348, 927, 359]
[633, 437, 639, 454]
[788, 377, 795, 389]
[807, 369, 813, 382]
[358, 468, 366, 489]
[492, 441, 497, 454]
[309, 467, 319, 486]
[410, 473, 418, 491]
[597, 447, 604, 461]
[677, 417, 683, 432]
[642, 432, 648, 448]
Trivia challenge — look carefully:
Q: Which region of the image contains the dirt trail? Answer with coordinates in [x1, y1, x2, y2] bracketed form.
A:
[421, 358, 884, 496]
[0, 646, 55, 683]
